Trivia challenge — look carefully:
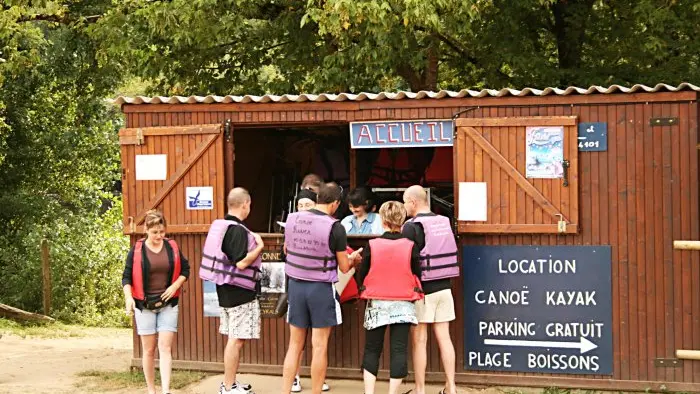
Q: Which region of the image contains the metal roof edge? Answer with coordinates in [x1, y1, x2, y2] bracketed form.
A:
[111, 83, 700, 105]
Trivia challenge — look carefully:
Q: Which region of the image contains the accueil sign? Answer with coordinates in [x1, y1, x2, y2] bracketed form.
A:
[349, 120, 454, 149]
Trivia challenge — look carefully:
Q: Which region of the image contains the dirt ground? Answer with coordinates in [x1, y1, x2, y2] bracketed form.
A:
[0, 328, 534, 394]
[0, 328, 133, 394]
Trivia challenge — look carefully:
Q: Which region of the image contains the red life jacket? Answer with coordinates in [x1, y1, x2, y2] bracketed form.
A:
[339, 246, 360, 303]
[360, 238, 423, 301]
[132, 238, 182, 301]
[424, 147, 453, 185]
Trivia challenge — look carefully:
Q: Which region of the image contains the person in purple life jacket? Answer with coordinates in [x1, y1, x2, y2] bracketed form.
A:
[281, 182, 362, 394]
[199, 188, 263, 394]
[402, 185, 459, 394]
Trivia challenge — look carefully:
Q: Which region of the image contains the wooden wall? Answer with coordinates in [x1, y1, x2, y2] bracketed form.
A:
[122, 91, 700, 391]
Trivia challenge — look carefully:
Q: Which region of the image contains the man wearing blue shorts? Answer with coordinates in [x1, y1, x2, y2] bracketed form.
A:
[281, 182, 362, 394]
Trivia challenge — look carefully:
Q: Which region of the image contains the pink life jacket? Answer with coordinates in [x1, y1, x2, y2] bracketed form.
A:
[407, 215, 460, 281]
[285, 210, 338, 282]
[199, 219, 261, 290]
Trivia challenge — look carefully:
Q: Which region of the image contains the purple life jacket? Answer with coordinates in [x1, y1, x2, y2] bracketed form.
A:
[284, 210, 338, 282]
[407, 214, 459, 281]
[199, 219, 261, 290]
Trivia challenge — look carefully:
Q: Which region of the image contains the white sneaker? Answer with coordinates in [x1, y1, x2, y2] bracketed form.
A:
[236, 381, 252, 391]
[322, 382, 330, 391]
[291, 376, 302, 392]
[219, 382, 253, 394]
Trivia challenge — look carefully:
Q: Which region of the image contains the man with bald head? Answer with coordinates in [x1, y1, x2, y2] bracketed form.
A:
[203, 187, 264, 394]
[402, 185, 459, 394]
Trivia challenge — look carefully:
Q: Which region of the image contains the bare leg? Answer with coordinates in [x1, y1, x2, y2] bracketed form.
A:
[411, 324, 429, 394]
[432, 322, 456, 394]
[223, 337, 246, 389]
[363, 369, 377, 394]
[140, 335, 158, 394]
[281, 325, 307, 394]
[389, 378, 404, 394]
[157, 332, 175, 394]
[310, 327, 332, 394]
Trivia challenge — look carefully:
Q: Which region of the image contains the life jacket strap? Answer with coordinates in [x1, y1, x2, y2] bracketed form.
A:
[422, 261, 460, 271]
[200, 263, 260, 280]
[286, 250, 337, 272]
[202, 253, 234, 265]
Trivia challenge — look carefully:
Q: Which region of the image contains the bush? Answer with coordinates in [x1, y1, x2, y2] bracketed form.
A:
[0, 198, 130, 327]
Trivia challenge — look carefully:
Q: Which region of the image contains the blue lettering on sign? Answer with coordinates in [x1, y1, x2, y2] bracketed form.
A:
[577, 122, 607, 151]
[463, 245, 613, 375]
[349, 120, 453, 149]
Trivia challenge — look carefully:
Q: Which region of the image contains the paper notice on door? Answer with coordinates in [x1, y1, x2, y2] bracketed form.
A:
[135, 154, 167, 180]
[458, 182, 487, 221]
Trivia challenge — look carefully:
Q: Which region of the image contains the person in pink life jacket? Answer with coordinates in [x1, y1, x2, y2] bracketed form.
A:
[199, 188, 263, 394]
[358, 201, 423, 394]
[281, 182, 362, 394]
[402, 185, 459, 394]
[287, 188, 331, 393]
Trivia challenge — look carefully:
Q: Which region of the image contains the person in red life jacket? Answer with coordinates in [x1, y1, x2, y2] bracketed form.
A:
[199, 188, 263, 394]
[121, 210, 190, 394]
[281, 182, 362, 394]
[402, 185, 459, 394]
[358, 201, 423, 394]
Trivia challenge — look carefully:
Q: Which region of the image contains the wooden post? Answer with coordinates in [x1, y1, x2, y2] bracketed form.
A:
[41, 239, 51, 316]
[676, 349, 700, 360]
[673, 240, 700, 250]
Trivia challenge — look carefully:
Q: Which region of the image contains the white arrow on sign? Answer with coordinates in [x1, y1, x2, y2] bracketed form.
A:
[483, 337, 598, 354]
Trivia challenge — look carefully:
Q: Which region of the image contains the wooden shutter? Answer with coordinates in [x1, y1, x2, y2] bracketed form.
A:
[119, 124, 226, 234]
[454, 116, 579, 234]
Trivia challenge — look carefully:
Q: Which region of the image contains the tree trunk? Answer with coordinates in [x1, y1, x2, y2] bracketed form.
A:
[397, 40, 440, 92]
[552, 0, 595, 84]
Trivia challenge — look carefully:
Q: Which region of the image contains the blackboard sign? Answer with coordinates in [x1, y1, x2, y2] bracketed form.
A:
[463, 245, 613, 375]
[577, 122, 607, 151]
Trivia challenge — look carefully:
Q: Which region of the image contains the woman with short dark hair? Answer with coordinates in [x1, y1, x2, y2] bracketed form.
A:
[341, 187, 384, 235]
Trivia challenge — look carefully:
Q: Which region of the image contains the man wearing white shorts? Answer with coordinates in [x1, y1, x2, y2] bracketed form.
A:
[215, 188, 264, 394]
[402, 186, 458, 394]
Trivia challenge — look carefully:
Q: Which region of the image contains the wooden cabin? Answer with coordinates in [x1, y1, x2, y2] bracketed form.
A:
[116, 83, 700, 391]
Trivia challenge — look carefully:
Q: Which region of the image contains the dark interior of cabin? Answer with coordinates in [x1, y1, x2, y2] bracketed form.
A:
[234, 125, 455, 233]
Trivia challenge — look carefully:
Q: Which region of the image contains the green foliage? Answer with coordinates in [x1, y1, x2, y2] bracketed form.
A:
[0, 1, 127, 326]
[90, 0, 700, 94]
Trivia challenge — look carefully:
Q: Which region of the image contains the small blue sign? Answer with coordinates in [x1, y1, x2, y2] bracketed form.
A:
[186, 186, 213, 210]
[349, 120, 453, 149]
[577, 122, 607, 151]
[463, 245, 613, 375]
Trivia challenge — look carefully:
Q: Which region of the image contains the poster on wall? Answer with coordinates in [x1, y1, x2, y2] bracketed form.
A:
[525, 126, 564, 179]
[203, 257, 286, 318]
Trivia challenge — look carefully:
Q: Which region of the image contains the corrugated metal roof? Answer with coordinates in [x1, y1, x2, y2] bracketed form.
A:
[114, 82, 700, 105]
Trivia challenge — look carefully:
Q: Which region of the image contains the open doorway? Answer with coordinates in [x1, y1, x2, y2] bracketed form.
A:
[233, 125, 350, 233]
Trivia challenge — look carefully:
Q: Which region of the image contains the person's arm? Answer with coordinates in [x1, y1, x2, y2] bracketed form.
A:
[410, 241, 422, 277]
[162, 247, 190, 301]
[236, 232, 264, 270]
[331, 222, 355, 273]
[122, 247, 136, 314]
[357, 246, 372, 284]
